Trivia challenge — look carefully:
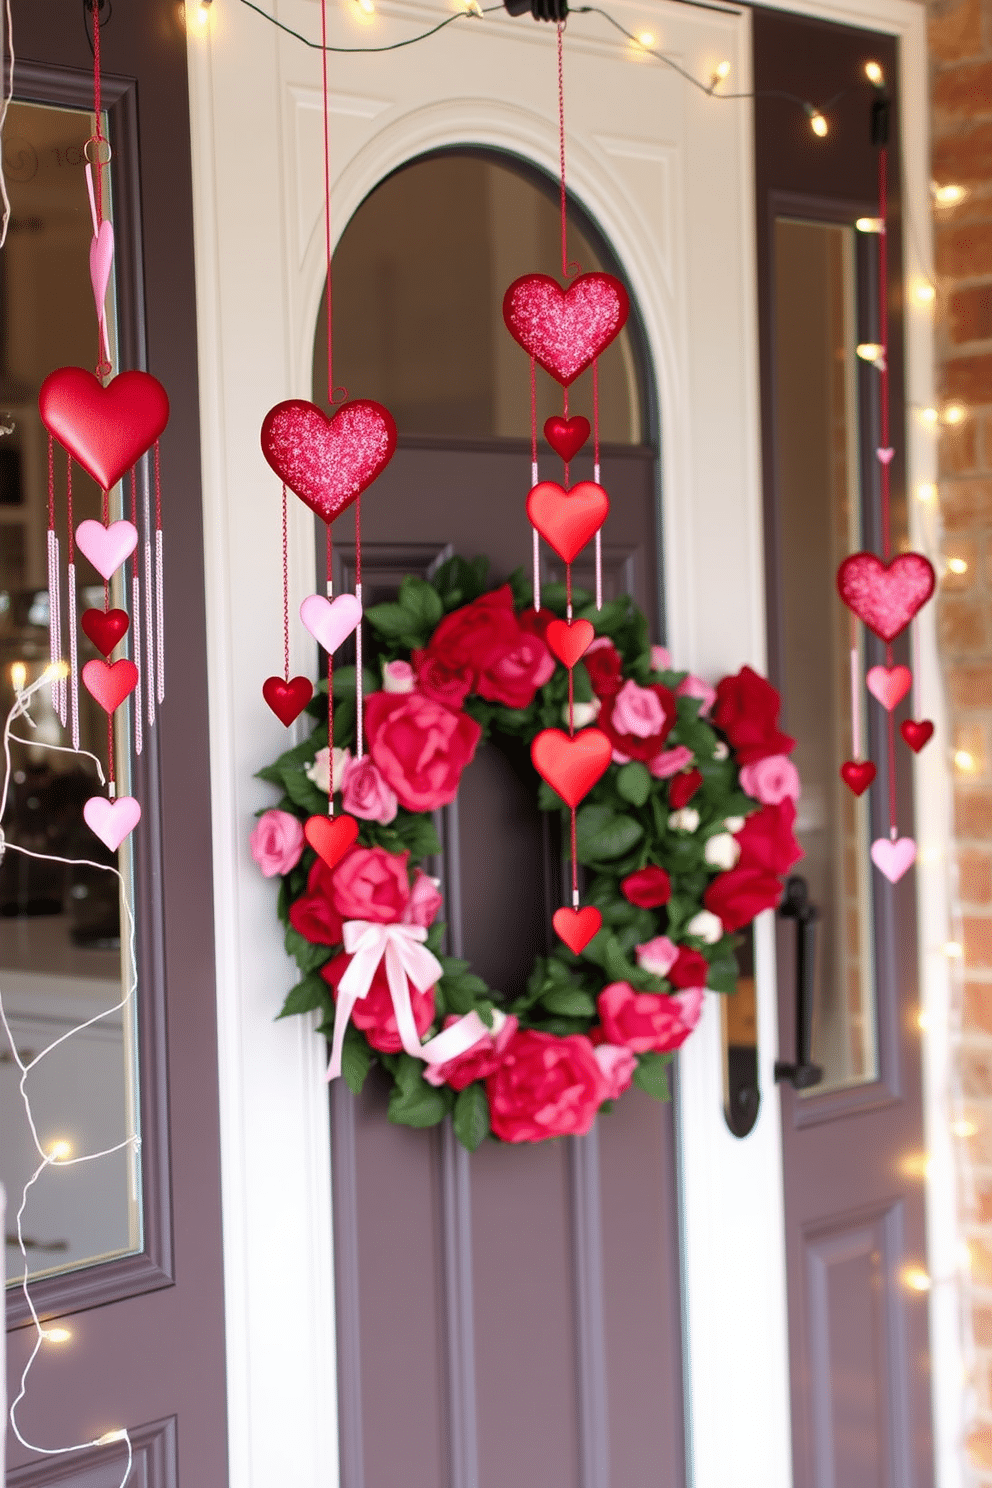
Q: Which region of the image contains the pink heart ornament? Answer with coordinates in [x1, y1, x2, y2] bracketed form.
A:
[866, 664, 912, 711]
[870, 835, 916, 883]
[76, 519, 138, 581]
[83, 794, 141, 851]
[300, 593, 362, 655]
[876, 447, 895, 465]
[89, 220, 114, 325]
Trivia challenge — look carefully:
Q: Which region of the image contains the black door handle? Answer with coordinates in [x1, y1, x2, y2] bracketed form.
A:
[774, 875, 823, 1090]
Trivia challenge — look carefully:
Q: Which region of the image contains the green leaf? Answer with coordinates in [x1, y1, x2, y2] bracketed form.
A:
[616, 761, 651, 806]
[393, 813, 442, 860]
[332, 665, 378, 699]
[575, 803, 644, 863]
[399, 575, 444, 631]
[706, 953, 738, 994]
[432, 554, 490, 611]
[284, 926, 332, 975]
[541, 986, 597, 1017]
[277, 972, 331, 1019]
[387, 1055, 451, 1128]
[281, 768, 326, 815]
[364, 601, 427, 646]
[633, 1051, 672, 1101]
[341, 1026, 373, 1094]
[453, 1084, 490, 1151]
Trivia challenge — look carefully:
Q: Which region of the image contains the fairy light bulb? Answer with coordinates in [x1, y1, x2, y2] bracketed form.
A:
[710, 59, 730, 87]
[914, 281, 936, 303]
[356, 0, 375, 14]
[10, 661, 25, 693]
[954, 748, 975, 772]
[865, 60, 885, 86]
[945, 940, 963, 958]
[637, 31, 655, 47]
[902, 1266, 931, 1293]
[943, 402, 967, 425]
[48, 1138, 72, 1161]
[97, 1430, 129, 1446]
[197, 0, 211, 23]
[947, 557, 969, 575]
[933, 183, 967, 206]
[856, 342, 884, 364]
[920, 406, 939, 427]
[917, 482, 937, 503]
[901, 1151, 931, 1179]
[856, 217, 885, 234]
[952, 1118, 978, 1137]
[808, 109, 829, 138]
[44, 1327, 72, 1344]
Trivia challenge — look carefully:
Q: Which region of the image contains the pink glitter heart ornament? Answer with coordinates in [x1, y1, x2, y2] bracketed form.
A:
[866, 664, 912, 711]
[260, 399, 397, 523]
[83, 794, 141, 851]
[300, 593, 362, 655]
[876, 447, 894, 464]
[75, 518, 139, 581]
[89, 220, 114, 325]
[503, 273, 630, 387]
[837, 551, 935, 643]
[870, 835, 916, 883]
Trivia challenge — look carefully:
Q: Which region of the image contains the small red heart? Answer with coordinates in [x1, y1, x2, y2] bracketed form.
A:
[840, 760, 876, 796]
[837, 551, 936, 642]
[544, 415, 591, 463]
[81, 608, 129, 657]
[261, 399, 397, 524]
[553, 905, 603, 954]
[531, 727, 612, 807]
[263, 675, 314, 727]
[503, 273, 630, 386]
[81, 657, 139, 714]
[546, 618, 595, 669]
[304, 813, 359, 871]
[901, 719, 935, 753]
[669, 768, 703, 809]
[527, 481, 609, 564]
[39, 368, 170, 490]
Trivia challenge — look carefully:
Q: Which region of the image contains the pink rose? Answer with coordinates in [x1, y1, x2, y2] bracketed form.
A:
[487, 1030, 607, 1142]
[322, 950, 435, 1055]
[676, 674, 716, 717]
[403, 870, 443, 928]
[611, 678, 670, 738]
[382, 659, 415, 694]
[331, 845, 410, 923]
[635, 935, 679, 977]
[649, 745, 694, 779]
[250, 809, 304, 878]
[597, 982, 703, 1054]
[423, 1012, 518, 1089]
[340, 755, 399, 824]
[739, 754, 801, 805]
[650, 645, 671, 672]
[365, 690, 482, 812]
[592, 1042, 637, 1099]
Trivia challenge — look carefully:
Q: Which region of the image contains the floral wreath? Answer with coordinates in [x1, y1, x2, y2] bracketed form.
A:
[251, 556, 802, 1149]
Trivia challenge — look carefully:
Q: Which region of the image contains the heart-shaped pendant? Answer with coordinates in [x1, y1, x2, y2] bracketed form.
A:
[89, 220, 114, 325]
[81, 607, 129, 657]
[75, 519, 138, 581]
[83, 794, 141, 851]
[840, 759, 876, 796]
[901, 718, 935, 753]
[261, 399, 397, 523]
[870, 835, 917, 883]
[503, 273, 630, 386]
[837, 551, 936, 642]
[544, 415, 591, 463]
[552, 905, 603, 954]
[876, 447, 895, 465]
[304, 813, 359, 870]
[866, 664, 912, 711]
[81, 657, 139, 713]
[527, 481, 609, 564]
[300, 593, 362, 655]
[39, 368, 170, 491]
[263, 675, 314, 727]
[546, 617, 595, 668]
[531, 727, 612, 807]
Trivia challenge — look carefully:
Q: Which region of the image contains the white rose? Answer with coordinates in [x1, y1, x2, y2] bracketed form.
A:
[687, 909, 723, 943]
[562, 698, 602, 728]
[704, 832, 741, 870]
[713, 741, 729, 760]
[489, 1008, 508, 1036]
[669, 807, 700, 833]
[724, 815, 745, 834]
[305, 745, 351, 794]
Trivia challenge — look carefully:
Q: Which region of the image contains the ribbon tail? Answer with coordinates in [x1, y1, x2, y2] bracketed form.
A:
[384, 941, 426, 1061]
[327, 985, 361, 1082]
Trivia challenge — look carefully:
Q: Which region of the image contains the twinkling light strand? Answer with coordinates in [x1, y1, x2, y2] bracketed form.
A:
[0, 0, 14, 250]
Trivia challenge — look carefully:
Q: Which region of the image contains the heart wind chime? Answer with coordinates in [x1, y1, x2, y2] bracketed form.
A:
[37, 3, 169, 853]
[836, 96, 935, 885]
[258, 0, 397, 871]
[503, 20, 630, 956]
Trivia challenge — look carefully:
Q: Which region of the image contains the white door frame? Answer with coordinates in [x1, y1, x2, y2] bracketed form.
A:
[184, 0, 955, 1483]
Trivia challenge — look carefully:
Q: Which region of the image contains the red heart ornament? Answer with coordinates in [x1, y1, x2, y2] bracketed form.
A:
[263, 676, 314, 727]
[527, 481, 609, 564]
[544, 415, 591, 463]
[81, 657, 139, 714]
[39, 368, 170, 491]
[304, 812, 359, 871]
[504, 273, 630, 386]
[261, 399, 397, 523]
[901, 719, 935, 753]
[546, 618, 595, 669]
[81, 608, 129, 657]
[531, 727, 612, 807]
[837, 551, 936, 642]
[553, 905, 603, 955]
[840, 759, 876, 796]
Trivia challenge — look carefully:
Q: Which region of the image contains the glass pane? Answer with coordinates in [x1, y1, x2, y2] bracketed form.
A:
[0, 100, 141, 1282]
[318, 153, 644, 442]
[773, 218, 878, 1093]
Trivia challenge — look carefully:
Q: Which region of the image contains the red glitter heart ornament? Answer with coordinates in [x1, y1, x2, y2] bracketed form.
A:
[840, 760, 876, 796]
[503, 273, 630, 386]
[544, 415, 590, 463]
[81, 658, 139, 714]
[527, 481, 609, 564]
[901, 719, 935, 753]
[546, 618, 595, 669]
[263, 676, 314, 727]
[531, 727, 612, 807]
[553, 905, 603, 955]
[261, 399, 397, 523]
[837, 551, 936, 642]
[304, 812, 359, 870]
[39, 368, 170, 491]
[81, 608, 129, 657]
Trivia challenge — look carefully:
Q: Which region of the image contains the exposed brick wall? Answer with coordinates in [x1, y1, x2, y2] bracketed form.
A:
[930, 0, 992, 1472]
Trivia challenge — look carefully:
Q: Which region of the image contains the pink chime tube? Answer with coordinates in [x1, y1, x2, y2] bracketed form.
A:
[67, 561, 80, 751]
[132, 572, 143, 757]
[144, 536, 155, 729]
[155, 527, 165, 706]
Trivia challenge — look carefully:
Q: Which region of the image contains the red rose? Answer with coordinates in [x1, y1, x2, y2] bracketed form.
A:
[583, 638, 624, 699]
[322, 951, 436, 1055]
[600, 680, 678, 763]
[410, 651, 472, 709]
[331, 845, 411, 924]
[413, 585, 553, 709]
[486, 1030, 607, 1142]
[423, 1013, 519, 1090]
[516, 606, 555, 643]
[703, 865, 784, 931]
[668, 946, 709, 989]
[736, 802, 803, 874]
[621, 865, 672, 908]
[712, 665, 796, 764]
[477, 628, 554, 708]
[597, 982, 704, 1053]
[288, 859, 343, 946]
[668, 768, 702, 809]
[365, 690, 482, 812]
